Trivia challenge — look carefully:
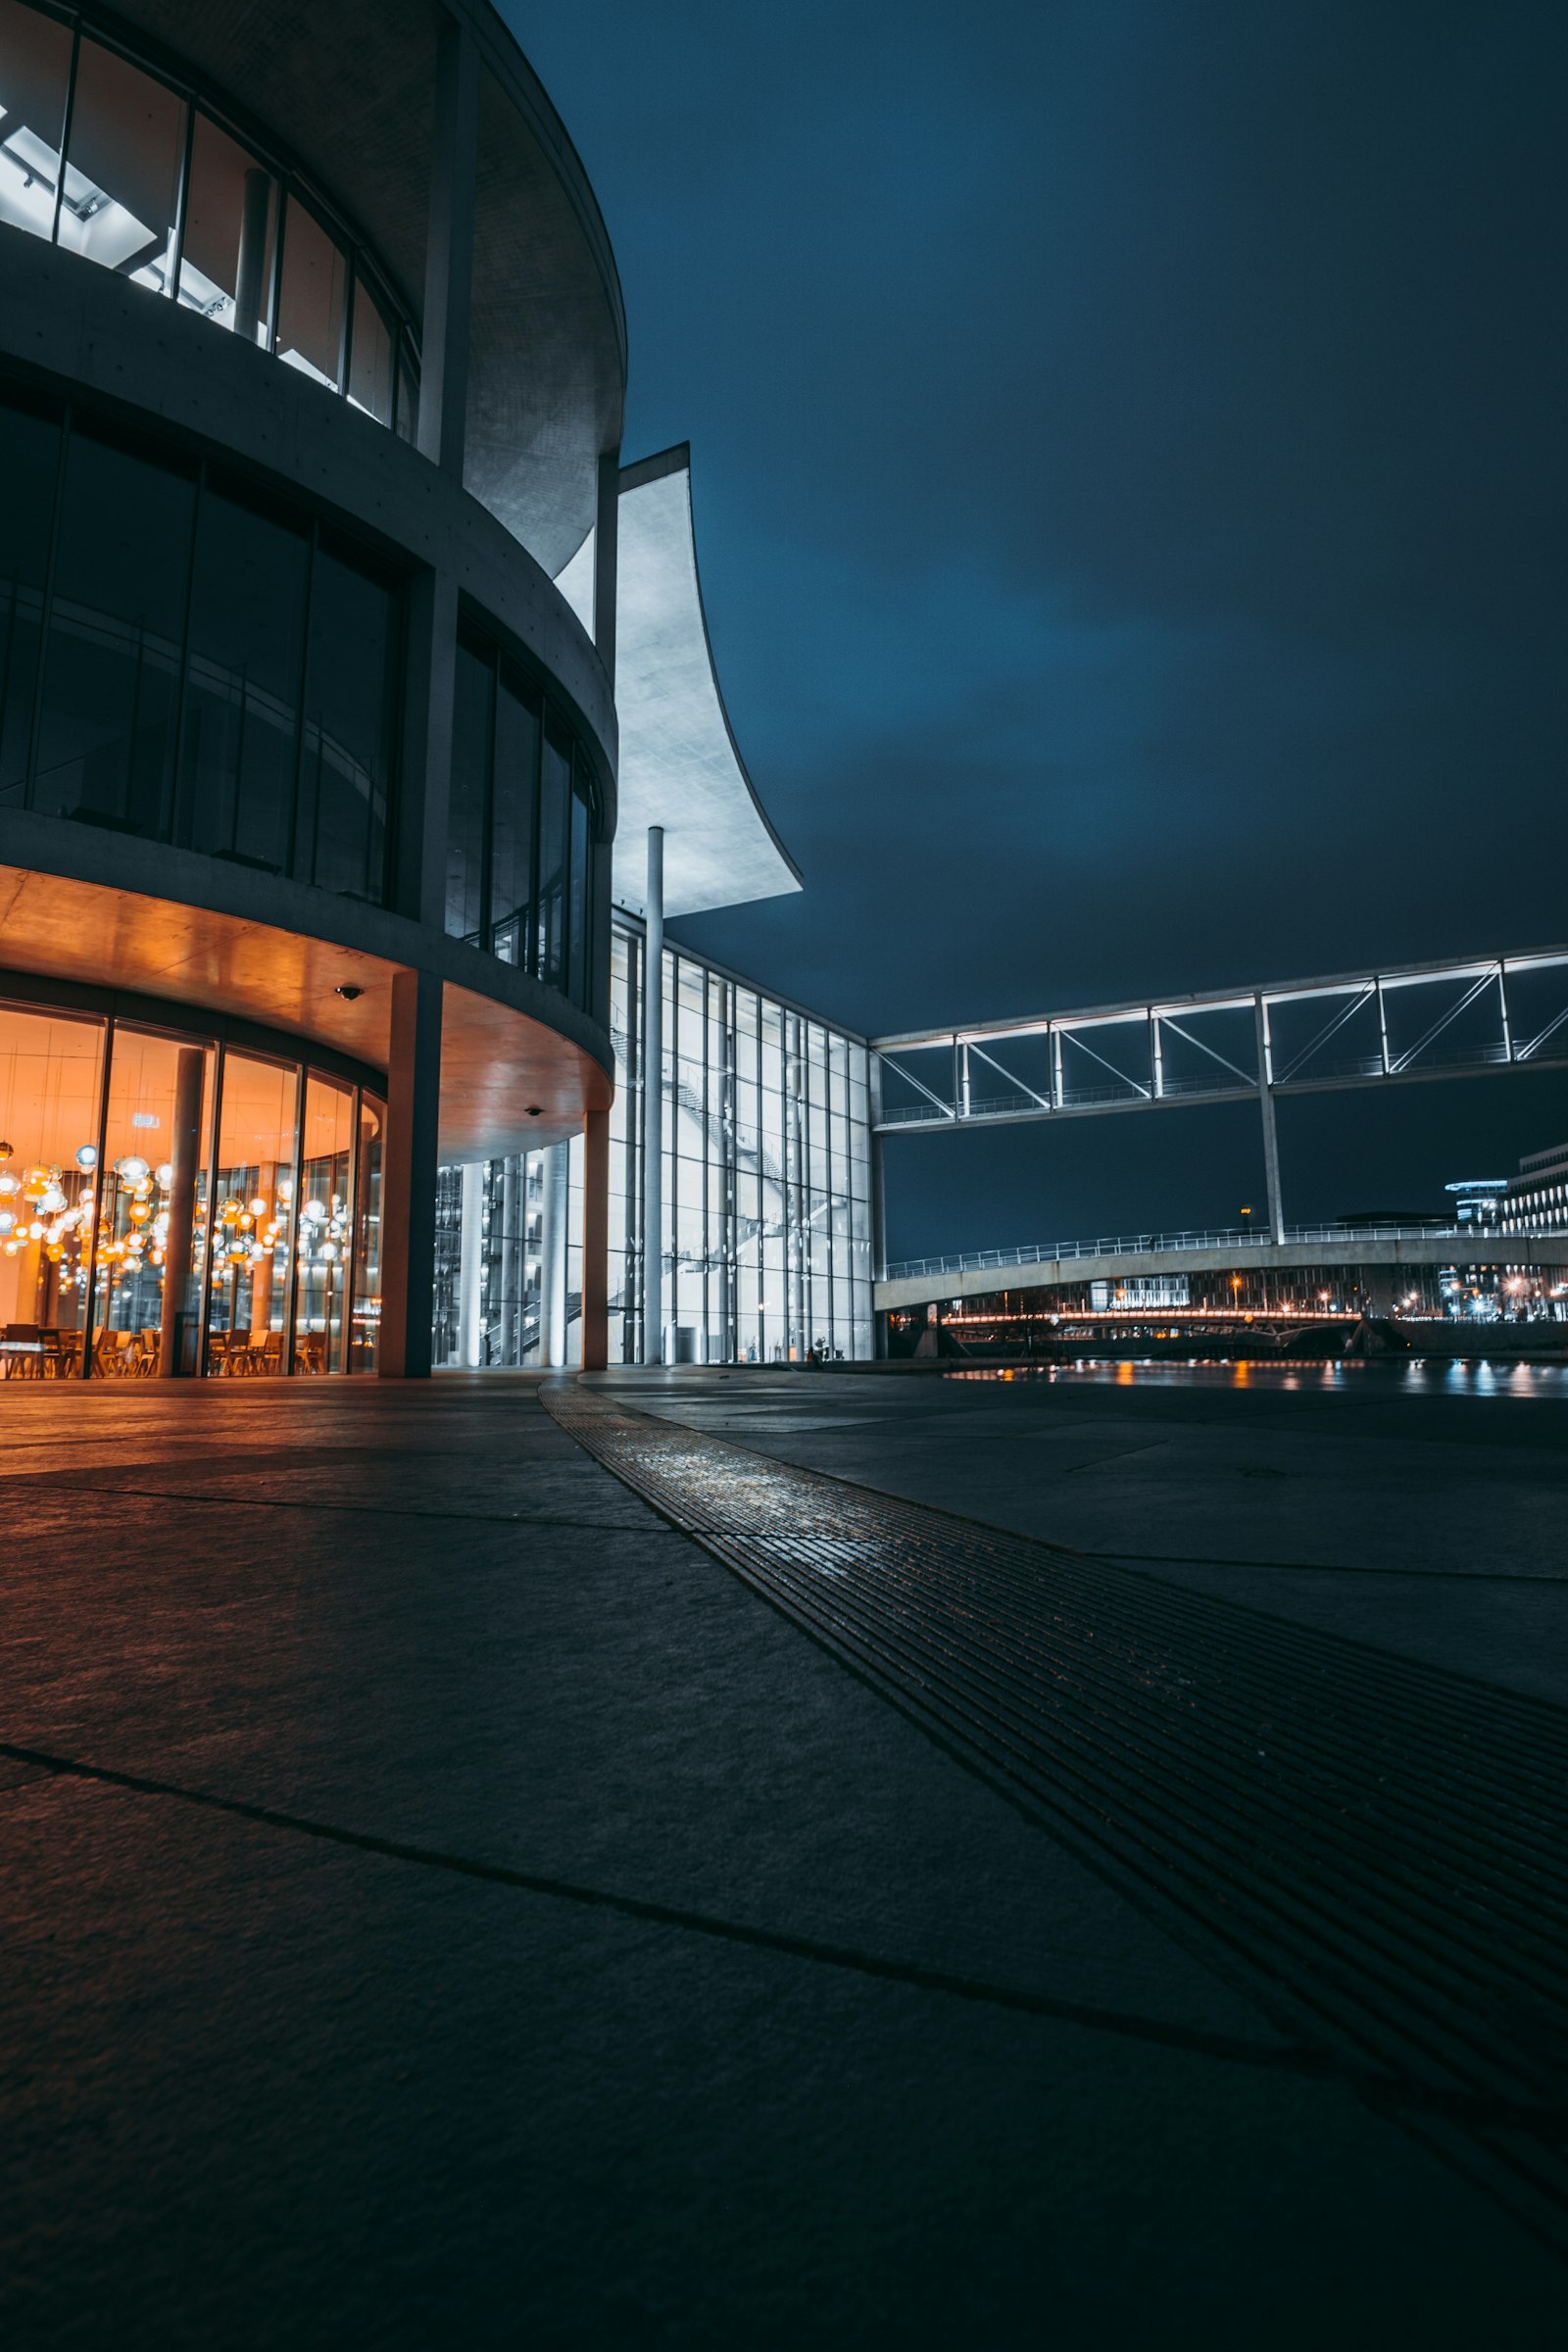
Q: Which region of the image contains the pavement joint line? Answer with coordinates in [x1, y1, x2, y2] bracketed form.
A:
[0, 1737, 1313, 2077]
[1106, 1550, 1568, 1586]
[0, 1483, 670, 1535]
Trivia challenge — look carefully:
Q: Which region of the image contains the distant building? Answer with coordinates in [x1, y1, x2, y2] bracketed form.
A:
[1501, 1143, 1568, 1236]
[1445, 1179, 1508, 1230]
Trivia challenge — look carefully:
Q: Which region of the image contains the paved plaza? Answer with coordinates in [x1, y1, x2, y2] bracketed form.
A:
[2, 1366, 1566, 2344]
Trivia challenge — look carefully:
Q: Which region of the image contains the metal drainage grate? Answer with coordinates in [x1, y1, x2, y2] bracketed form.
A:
[543, 1377, 1568, 2255]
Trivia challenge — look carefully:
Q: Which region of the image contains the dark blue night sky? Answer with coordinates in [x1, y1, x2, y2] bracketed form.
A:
[509, 1, 1568, 1256]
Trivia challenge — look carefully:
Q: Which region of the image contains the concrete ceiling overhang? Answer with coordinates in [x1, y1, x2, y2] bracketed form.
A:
[0, 840, 611, 1162]
[110, 0, 625, 577]
[612, 446, 803, 920]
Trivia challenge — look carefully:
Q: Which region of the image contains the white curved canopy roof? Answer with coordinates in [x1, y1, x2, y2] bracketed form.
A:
[611, 446, 802, 919]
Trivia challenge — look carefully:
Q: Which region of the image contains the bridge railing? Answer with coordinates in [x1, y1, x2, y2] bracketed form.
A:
[882, 1224, 1473, 1282]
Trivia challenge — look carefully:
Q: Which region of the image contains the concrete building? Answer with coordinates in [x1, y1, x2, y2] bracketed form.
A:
[0, 0, 868, 1383]
[1502, 1139, 1568, 1235]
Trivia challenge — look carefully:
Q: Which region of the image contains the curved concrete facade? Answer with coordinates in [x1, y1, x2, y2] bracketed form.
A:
[0, 0, 628, 1371]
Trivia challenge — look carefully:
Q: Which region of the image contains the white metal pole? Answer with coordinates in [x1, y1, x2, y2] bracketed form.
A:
[642, 825, 664, 1365]
[458, 1159, 484, 1366]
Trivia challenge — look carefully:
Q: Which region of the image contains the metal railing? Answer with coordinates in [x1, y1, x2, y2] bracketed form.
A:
[883, 1223, 1474, 1282]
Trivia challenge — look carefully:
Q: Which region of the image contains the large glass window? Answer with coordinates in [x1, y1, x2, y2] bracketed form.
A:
[0, 2, 415, 430]
[178, 477, 310, 872]
[0, 1004, 103, 1379]
[441, 626, 596, 1006]
[205, 1052, 296, 1377]
[567, 760, 592, 1007]
[90, 1027, 214, 1376]
[0, 995, 383, 1384]
[490, 670, 538, 966]
[350, 1093, 383, 1372]
[604, 925, 874, 1365]
[34, 419, 196, 837]
[0, 389, 406, 898]
[298, 536, 398, 901]
[446, 635, 491, 947]
[0, 389, 59, 808]
[294, 1075, 353, 1373]
[536, 721, 571, 993]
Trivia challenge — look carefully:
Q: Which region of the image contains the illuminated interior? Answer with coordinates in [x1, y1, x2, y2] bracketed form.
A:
[0, 996, 384, 1378]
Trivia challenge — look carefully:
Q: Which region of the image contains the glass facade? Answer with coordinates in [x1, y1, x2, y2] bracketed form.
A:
[0, 992, 383, 1381]
[444, 621, 603, 1010]
[0, 386, 401, 899]
[610, 917, 873, 1365]
[426, 925, 873, 1371]
[0, 0, 416, 430]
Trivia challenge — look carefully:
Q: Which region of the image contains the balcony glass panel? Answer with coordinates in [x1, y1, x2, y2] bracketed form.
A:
[347, 272, 394, 425]
[0, 0, 70, 241]
[0, 4, 415, 424]
[60, 37, 183, 291]
[276, 197, 346, 391]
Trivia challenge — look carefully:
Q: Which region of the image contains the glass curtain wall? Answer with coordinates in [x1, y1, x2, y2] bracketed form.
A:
[0, 0, 416, 431]
[443, 620, 602, 1012]
[0, 387, 401, 899]
[0, 993, 383, 1383]
[0, 1003, 105, 1376]
[610, 917, 872, 1364]
[432, 1151, 546, 1368]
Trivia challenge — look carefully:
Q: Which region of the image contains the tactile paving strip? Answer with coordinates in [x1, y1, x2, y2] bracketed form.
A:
[543, 1376, 1568, 2254]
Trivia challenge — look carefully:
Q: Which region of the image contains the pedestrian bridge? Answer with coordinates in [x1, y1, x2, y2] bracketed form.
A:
[875, 1223, 1568, 1314]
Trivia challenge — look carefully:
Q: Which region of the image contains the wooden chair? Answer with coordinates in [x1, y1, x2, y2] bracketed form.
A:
[2, 1323, 41, 1379]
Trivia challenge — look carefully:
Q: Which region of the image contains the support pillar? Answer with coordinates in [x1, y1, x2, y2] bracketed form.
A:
[157, 1043, 204, 1377]
[458, 1158, 484, 1367]
[642, 826, 664, 1365]
[581, 1105, 610, 1370]
[1254, 995, 1286, 1245]
[379, 967, 442, 1378]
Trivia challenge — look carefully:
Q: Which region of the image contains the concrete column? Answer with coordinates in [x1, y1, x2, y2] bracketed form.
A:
[395, 569, 460, 930]
[157, 1044, 204, 1377]
[233, 170, 272, 346]
[642, 827, 664, 1364]
[417, 14, 478, 479]
[458, 1158, 484, 1367]
[538, 1141, 568, 1369]
[1253, 996, 1286, 1245]
[379, 966, 443, 1378]
[581, 1105, 610, 1370]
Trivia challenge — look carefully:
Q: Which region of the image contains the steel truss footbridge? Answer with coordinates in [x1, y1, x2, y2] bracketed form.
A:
[869, 943, 1568, 1264]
